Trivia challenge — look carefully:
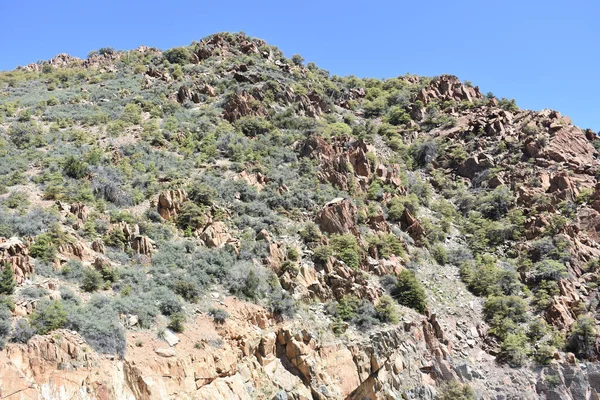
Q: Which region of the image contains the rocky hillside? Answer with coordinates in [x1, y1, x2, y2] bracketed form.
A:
[0, 32, 600, 399]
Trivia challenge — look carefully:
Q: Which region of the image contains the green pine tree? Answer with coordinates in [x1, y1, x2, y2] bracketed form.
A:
[0, 264, 16, 295]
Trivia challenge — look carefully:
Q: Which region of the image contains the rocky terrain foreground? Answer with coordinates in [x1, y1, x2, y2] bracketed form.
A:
[0, 32, 600, 399]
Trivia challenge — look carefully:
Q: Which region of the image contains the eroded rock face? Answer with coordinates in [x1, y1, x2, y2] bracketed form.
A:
[0, 237, 33, 284]
[0, 330, 102, 400]
[198, 221, 236, 249]
[235, 170, 269, 190]
[546, 126, 597, 169]
[92, 239, 106, 254]
[299, 135, 404, 196]
[131, 235, 155, 256]
[316, 198, 357, 235]
[400, 209, 425, 243]
[157, 189, 188, 220]
[57, 241, 91, 261]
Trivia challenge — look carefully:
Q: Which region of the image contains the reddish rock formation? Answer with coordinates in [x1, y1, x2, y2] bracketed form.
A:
[0, 237, 33, 284]
[315, 198, 357, 235]
[457, 153, 494, 178]
[235, 170, 269, 190]
[57, 241, 89, 260]
[400, 209, 426, 243]
[176, 85, 200, 104]
[416, 75, 483, 107]
[546, 126, 597, 169]
[300, 135, 381, 192]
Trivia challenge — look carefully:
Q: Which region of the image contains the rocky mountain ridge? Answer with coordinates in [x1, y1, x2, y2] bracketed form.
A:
[0, 32, 599, 399]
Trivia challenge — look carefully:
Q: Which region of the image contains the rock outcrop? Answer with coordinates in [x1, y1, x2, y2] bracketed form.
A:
[157, 189, 188, 220]
[315, 198, 358, 235]
[0, 237, 33, 284]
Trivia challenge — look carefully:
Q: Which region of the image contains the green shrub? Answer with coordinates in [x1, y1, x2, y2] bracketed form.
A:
[177, 202, 208, 232]
[0, 303, 10, 349]
[208, 307, 229, 324]
[0, 264, 16, 295]
[11, 318, 35, 344]
[330, 234, 360, 269]
[392, 270, 427, 314]
[336, 295, 360, 321]
[62, 156, 88, 179]
[366, 233, 404, 259]
[286, 246, 299, 262]
[168, 312, 186, 333]
[299, 222, 322, 243]
[430, 244, 448, 265]
[313, 245, 332, 264]
[103, 229, 128, 249]
[568, 316, 597, 359]
[81, 269, 104, 292]
[122, 103, 142, 125]
[499, 332, 530, 367]
[387, 194, 419, 221]
[8, 121, 45, 149]
[375, 295, 399, 324]
[30, 300, 67, 334]
[385, 106, 411, 126]
[164, 47, 191, 65]
[529, 259, 568, 283]
[188, 183, 217, 206]
[291, 54, 304, 66]
[172, 280, 200, 303]
[437, 381, 475, 400]
[235, 116, 273, 137]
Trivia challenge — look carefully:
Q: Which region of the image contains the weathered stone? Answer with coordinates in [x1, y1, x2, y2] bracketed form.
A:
[315, 198, 357, 235]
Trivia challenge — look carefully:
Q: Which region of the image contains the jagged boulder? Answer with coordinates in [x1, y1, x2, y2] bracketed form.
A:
[91, 239, 106, 254]
[546, 126, 598, 168]
[300, 135, 378, 192]
[0, 237, 33, 285]
[131, 235, 155, 256]
[70, 202, 89, 221]
[157, 189, 188, 220]
[57, 241, 90, 261]
[316, 198, 357, 235]
[235, 170, 269, 190]
[199, 221, 236, 249]
[457, 153, 494, 178]
[400, 209, 425, 243]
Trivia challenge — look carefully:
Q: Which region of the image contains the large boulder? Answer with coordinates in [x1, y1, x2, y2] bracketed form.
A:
[157, 189, 188, 220]
[316, 198, 357, 235]
[131, 235, 155, 256]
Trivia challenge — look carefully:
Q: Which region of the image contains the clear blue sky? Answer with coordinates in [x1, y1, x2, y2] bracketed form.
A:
[1, 0, 598, 131]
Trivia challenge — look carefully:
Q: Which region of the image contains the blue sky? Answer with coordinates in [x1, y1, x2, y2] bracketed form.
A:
[1, 0, 598, 130]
